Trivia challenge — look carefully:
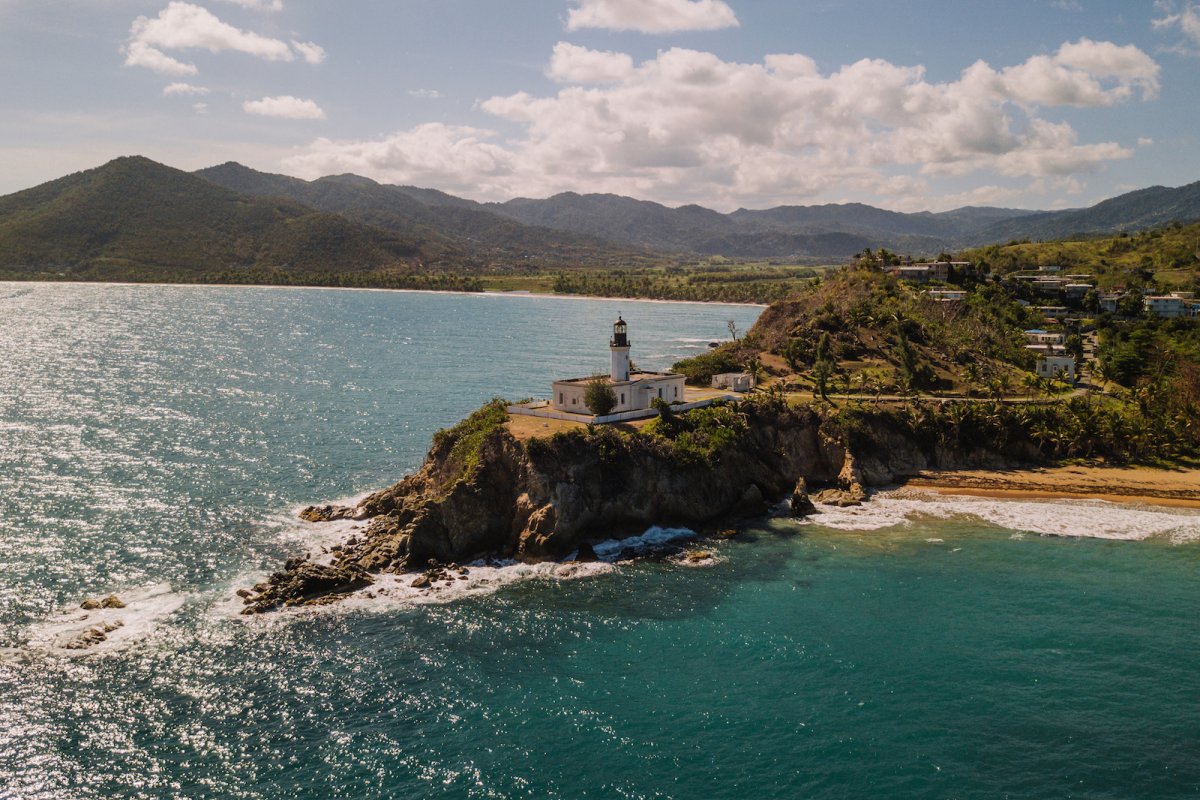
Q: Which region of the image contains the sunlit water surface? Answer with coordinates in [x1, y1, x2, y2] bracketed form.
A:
[1, 283, 1197, 799]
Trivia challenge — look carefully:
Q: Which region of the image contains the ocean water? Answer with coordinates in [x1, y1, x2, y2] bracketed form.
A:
[1, 283, 1198, 799]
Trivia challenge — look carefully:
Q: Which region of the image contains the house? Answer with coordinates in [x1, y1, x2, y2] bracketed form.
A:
[1036, 306, 1070, 321]
[1036, 355, 1076, 382]
[1034, 278, 1065, 296]
[1039, 265, 1063, 274]
[1064, 283, 1094, 301]
[927, 289, 967, 302]
[1024, 329, 1064, 346]
[712, 373, 755, 392]
[1144, 295, 1190, 319]
[896, 265, 932, 284]
[551, 317, 686, 414]
[1099, 293, 1122, 313]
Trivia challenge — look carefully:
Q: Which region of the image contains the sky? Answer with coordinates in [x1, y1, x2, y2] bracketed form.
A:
[1, 0, 1198, 212]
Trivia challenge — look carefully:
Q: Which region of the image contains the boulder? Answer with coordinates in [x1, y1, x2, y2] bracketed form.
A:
[299, 504, 355, 523]
[100, 594, 126, 609]
[789, 478, 818, 517]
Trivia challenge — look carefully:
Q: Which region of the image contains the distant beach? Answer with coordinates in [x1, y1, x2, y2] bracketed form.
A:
[905, 464, 1200, 509]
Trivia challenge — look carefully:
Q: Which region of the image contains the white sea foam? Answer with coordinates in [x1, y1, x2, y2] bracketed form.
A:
[592, 526, 697, 560]
[23, 583, 189, 656]
[229, 525, 702, 621]
[799, 489, 1200, 543]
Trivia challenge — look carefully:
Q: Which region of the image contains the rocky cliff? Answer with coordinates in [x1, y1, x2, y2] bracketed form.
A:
[241, 397, 1045, 613]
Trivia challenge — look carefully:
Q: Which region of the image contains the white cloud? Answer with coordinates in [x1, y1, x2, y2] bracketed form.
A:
[193, 102, 209, 114]
[291, 40, 325, 64]
[1138, 136, 1155, 146]
[220, 0, 283, 9]
[566, 0, 739, 33]
[243, 95, 326, 119]
[285, 124, 515, 194]
[163, 82, 209, 96]
[548, 42, 635, 83]
[1000, 38, 1159, 106]
[408, 88, 443, 99]
[123, 2, 325, 73]
[1154, 2, 1200, 52]
[286, 40, 1156, 209]
[124, 41, 197, 75]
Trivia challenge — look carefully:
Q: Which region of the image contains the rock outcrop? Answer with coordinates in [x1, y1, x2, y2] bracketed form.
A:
[241, 398, 1046, 612]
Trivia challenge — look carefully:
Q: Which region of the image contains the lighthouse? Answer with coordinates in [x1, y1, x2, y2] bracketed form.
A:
[549, 316, 685, 416]
[610, 316, 630, 382]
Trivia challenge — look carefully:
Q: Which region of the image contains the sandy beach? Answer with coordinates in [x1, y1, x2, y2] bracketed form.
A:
[905, 464, 1200, 509]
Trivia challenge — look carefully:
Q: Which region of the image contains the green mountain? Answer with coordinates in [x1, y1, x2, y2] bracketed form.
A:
[195, 163, 644, 267]
[972, 181, 1200, 244]
[0, 157, 448, 279]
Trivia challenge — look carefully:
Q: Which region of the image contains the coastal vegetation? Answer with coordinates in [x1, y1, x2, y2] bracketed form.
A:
[962, 221, 1200, 290]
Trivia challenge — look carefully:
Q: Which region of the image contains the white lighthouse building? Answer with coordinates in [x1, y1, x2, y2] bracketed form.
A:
[550, 317, 686, 415]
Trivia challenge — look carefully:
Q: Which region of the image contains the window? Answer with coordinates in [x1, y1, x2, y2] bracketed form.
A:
[674, 386, 678, 398]
[658, 388, 663, 398]
[620, 393, 624, 404]
[571, 397, 576, 405]
[559, 392, 564, 404]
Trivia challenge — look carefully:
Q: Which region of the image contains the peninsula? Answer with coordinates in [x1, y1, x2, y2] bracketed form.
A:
[240, 265, 1199, 612]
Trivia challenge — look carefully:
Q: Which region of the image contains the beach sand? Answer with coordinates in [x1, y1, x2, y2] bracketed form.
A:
[905, 464, 1200, 509]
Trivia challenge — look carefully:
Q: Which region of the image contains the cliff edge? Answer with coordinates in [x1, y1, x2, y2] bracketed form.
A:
[241, 397, 1043, 613]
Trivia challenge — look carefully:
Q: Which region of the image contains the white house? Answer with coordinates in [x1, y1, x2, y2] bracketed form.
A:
[1144, 295, 1190, 319]
[927, 289, 967, 302]
[1036, 355, 1076, 382]
[1024, 329, 1064, 346]
[712, 372, 755, 392]
[551, 317, 686, 415]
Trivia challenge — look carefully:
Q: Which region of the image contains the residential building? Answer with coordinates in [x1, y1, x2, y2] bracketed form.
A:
[1036, 355, 1076, 382]
[1144, 296, 1190, 319]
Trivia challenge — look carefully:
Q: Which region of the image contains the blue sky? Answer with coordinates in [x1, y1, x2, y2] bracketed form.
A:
[1, 0, 1198, 212]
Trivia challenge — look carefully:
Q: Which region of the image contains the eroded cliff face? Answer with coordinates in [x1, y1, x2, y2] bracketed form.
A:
[241, 400, 1044, 613]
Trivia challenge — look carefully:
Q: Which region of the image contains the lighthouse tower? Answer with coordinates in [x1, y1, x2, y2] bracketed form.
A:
[610, 316, 630, 382]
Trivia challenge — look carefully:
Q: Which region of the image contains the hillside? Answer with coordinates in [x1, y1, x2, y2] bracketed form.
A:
[972, 181, 1200, 244]
[675, 268, 1040, 396]
[490, 184, 1200, 259]
[0, 157, 447, 279]
[196, 163, 646, 268]
[963, 221, 1200, 290]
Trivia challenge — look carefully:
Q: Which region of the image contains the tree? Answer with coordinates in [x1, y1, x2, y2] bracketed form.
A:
[813, 332, 834, 401]
[584, 376, 618, 416]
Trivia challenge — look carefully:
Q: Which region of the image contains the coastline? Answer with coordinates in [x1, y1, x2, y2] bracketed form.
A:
[903, 465, 1200, 509]
[0, 279, 768, 309]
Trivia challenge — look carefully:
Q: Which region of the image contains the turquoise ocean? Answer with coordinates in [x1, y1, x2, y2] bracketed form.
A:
[1, 283, 1198, 799]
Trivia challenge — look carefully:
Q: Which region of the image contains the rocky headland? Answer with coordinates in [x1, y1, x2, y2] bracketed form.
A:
[241, 396, 1045, 613]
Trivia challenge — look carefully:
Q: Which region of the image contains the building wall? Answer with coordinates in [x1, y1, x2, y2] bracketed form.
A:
[1036, 356, 1076, 380]
[551, 374, 686, 414]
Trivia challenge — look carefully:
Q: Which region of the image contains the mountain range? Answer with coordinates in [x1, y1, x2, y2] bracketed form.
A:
[1, 156, 1199, 279]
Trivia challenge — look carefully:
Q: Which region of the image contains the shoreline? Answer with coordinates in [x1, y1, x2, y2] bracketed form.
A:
[902, 465, 1200, 510]
[0, 279, 768, 309]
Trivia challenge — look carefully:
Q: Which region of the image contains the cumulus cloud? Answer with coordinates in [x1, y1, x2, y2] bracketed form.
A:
[566, 0, 739, 33]
[124, 41, 198, 75]
[291, 40, 325, 64]
[123, 2, 324, 74]
[286, 39, 1156, 208]
[243, 95, 326, 119]
[285, 124, 516, 194]
[548, 42, 635, 83]
[163, 82, 209, 96]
